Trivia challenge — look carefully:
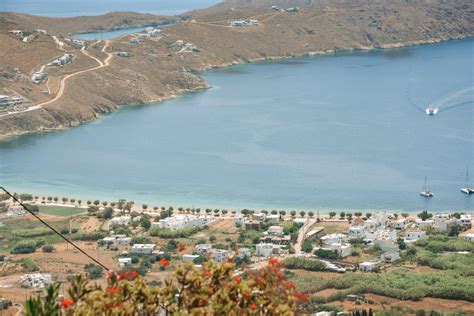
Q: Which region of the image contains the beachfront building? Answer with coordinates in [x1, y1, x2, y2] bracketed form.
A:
[256, 243, 280, 257]
[111, 215, 132, 226]
[245, 220, 261, 230]
[152, 214, 215, 231]
[131, 244, 155, 255]
[415, 219, 433, 229]
[433, 214, 457, 231]
[458, 214, 472, 230]
[320, 233, 348, 246]
[265, 214, 280, 222]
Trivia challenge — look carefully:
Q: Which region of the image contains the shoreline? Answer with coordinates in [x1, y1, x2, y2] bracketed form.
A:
[3, 190, 473, 215]
[0, 35, 471, 142]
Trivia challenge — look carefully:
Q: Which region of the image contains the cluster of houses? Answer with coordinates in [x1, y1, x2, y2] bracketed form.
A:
[47, 53, 75, 67]
[129, 27, 161, 43]
[271, 6, 299, 12]
[19, 273, 52, 288]
[0, 95, 27, 111]
[64, 38, 86, 47]
[229, 20, 259, 27]
[152, 214, 216, 230]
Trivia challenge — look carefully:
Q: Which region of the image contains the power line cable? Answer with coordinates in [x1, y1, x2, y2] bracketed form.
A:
[0, 186, 110, 271]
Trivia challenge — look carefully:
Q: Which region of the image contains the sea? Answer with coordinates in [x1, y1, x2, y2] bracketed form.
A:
[0, 2, 473, 212]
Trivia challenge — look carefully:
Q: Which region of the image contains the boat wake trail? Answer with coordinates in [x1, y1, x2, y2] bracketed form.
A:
[433, 86, 474, 113]
[406, 78, 425, 113]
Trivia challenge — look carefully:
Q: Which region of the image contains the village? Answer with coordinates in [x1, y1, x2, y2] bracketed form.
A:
[1, 191, 473, 314]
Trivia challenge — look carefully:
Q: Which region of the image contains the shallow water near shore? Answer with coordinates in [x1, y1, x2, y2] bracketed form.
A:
[0, 39, 473, 212]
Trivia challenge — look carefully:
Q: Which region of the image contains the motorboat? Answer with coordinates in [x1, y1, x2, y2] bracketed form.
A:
[425, 107, 438, 115]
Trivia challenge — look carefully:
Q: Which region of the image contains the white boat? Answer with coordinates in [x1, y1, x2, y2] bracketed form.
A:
[461, 168, 474, 195]
[420, 176, 434, 198]
[425, 107, 438, 115]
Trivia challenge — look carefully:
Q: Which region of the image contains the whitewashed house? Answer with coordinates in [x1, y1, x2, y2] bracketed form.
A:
[320, 233, 348, 245]
[111, 215, 131, 226]
[433, 214, 457, 231]
[153, 214, 214, 231]
[183, 254, 200, 262]
[458, 215, 472, 229]
[348, 226, 365, 238]
[235, 247, 251, 259]
[359, 261, 379, 272]
[131, 244, 155, 255]
[210, 249, 229, 263]
[20, 273, 52, 288]
[256, 243, 280, 257]
[266, 225, 284, 236]
[195, 244, 213, 255]
[118, 258, 132, 268]
[324, 243, 352, 258]
[405, 230, 426, 241]
[391, 218, 406, 230]
[415, 219, 434, 229]
[463, 233, 474, 241]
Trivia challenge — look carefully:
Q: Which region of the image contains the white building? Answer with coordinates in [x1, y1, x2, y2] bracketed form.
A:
[235, 247, 251, 259]
[152, 214, 215, 231]
[348, 226, 365, 238]
[183, 254, 200, 263]
[195, 244, 213, 254]
[130, 37, 139, 44]
[381, 250, 400, 263]
[324, 243, 352, 258]
[320, 233, 348, 245]
[131, 244, 155, 255]
[416, 219, 434, 229]
[391, 218, 406, 229]
[265, 214, 280, 222]
[267, 225, 284, 236]
[111, 215, 131, 226]
[118, 257, 132, 268]
[463, 233, 474, 241]
[32, 71, 46, 84]
[458, 215, 472, 229]
[102, 235, 131, 246]
[433, 214, 457, 231]
[230, 20, 258, 27]
[256, 243, 280, 258]
[210, 249, 229, 263]
[359, 261, 379, 272]
[20, 273, 52, 288]
[405, 230, 426, 241]
[234, 215, 247, 225]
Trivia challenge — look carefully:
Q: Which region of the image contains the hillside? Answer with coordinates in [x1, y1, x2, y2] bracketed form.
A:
[0, 0, 472, 139]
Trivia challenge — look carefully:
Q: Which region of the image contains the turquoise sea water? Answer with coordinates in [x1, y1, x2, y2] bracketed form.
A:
[0, 39, 473, 212]
[1, 0, 222, 17]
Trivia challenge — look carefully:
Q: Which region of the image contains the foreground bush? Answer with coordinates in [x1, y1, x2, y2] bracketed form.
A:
[24, 258, 307, 315]
[283, 257, 326, 271]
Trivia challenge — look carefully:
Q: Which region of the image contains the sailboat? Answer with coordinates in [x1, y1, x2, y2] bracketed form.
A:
[461, 168, 474, 195]
[420, 176, 434, 197]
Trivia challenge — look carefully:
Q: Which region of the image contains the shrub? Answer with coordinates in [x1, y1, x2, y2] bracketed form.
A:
[130, 236, 153, 245]
[24, 259, 307, 314]
[314, 248, 340, 260]
[84, 263, 104, 279]
[283, 258, 326, 271]
[13, 227, 53, 238]
[42, 244, 55, 253]
[72, 231, 108, 241]
[11, 241, 37, 254]
[301, 240, 313, 253]
[149, 227, 204, 239]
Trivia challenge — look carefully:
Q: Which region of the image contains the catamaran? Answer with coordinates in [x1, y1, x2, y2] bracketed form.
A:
[425, 107, 439, 115]
[461, 168, 474, 195]
[420, 176, 434, 197]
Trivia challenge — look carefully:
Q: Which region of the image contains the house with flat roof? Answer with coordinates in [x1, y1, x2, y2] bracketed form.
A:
[131, 244, 155, 255]
[111, 215, 131, 226]
[321, 233, 348, 246]
[348, 226, 365, 238]
[256, 243, 280, 257]
[118, 258, 132, 268]
[359, 261, 379, 272]
[381, 250, 400, 263]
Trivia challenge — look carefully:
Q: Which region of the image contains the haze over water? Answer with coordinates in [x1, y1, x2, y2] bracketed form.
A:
[0, 39, 473, 212]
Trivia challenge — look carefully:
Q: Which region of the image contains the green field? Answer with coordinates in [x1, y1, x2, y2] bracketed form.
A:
[38, 205, 85, 217]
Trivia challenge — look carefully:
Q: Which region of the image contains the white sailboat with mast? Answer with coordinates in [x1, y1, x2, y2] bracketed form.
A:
[420, 176, 434, 198]
[461, 168, 474, 195]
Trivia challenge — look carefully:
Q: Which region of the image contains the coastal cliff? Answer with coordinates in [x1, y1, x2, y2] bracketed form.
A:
[0, 0, 473, 139]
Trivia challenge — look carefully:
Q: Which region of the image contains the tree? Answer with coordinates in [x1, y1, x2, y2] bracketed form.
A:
[261, 210, 268, 215]
[142, 204, 148, 210]
[141, 215, 151, 231]
[301, 240, 313, 253]
[102, 201, 108, 207]
[329, 212, 336, 219]
[209, 235, 217, 243]
[308, 211, 314, 218]
[53, 197, 58, 202]
[42, 244, 55, 253]
[279, 211, 286, 217]
[340, 212, 346, 219]
[25, 204, 39, 214]
[78, 200, 82, 206]
[93, 200, 100, 206]
[299, 211, 305, 218]
[290, 211, 296, 218]
[47, 196, 53, 202]
[347, 213, 353, 221]
[222, 210, 228, 215]
[401, 213, 409, 218]
[393, 213, 399, 219]
[271, 210, 278, 215]
[354, 212, 362, 218]
[166, 239, 178, 252]
[206, 209, 212, 214]
[62, 197, 68, 203]
[417, 211, 433, 221]
[397, 237, 406, 250]
[448, 224, 462, 237]
[366, 213, 372, 219]
[84, 263, 103, 279]
[102, 207, 113, 220]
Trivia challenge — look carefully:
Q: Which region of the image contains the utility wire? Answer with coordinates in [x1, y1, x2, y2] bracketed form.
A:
[1, 186, 110, 271]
